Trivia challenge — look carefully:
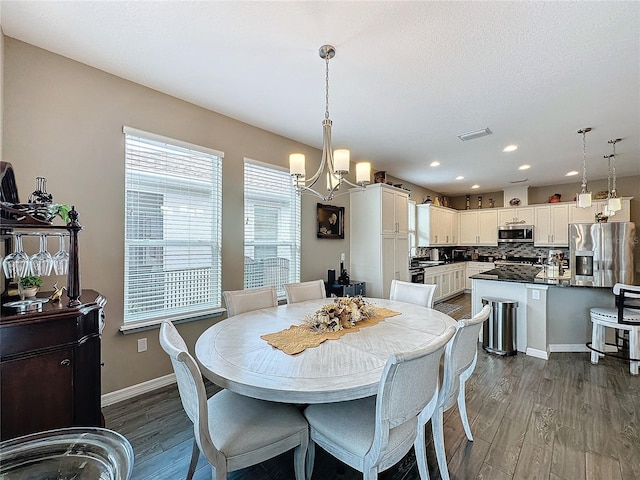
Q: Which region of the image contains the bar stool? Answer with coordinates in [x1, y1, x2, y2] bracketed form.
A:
[588, 283, 640, 375]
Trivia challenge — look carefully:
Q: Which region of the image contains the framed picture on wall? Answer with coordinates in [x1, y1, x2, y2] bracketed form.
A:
[317, 203, 344, 239]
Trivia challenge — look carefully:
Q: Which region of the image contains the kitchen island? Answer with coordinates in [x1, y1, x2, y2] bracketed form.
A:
[471, 265, 615, 360]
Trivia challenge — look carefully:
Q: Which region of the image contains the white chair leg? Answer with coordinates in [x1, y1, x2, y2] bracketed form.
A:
[629, 328, 639, 376]
[414, 423, 431, 480]
[457, 378, 473, 441]
[305, 440, 315, 480]
[213, 463, 227, 480]
[432, 407, 449, 480]
[185, 438, 199, 480]
[591, 322, 604, 363]
[293, 436, 308, 480]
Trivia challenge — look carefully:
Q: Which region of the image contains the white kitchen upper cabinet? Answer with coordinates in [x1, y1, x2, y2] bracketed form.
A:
[497, 207, 534, 226]
[458, 211, 478, 245]
[535, 204, 569, 246]
[458, 210, 497, 246]
[416, 204, 457, 246]
[478, 210, 498, 245]
[568, 197, 631, 223]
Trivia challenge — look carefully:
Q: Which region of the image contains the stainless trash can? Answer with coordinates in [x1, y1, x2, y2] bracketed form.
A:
[482, 297, 518, 356]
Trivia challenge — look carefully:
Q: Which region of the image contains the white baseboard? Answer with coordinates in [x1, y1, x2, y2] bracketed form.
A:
[101, 373, 176, 407]
[526, 348, 549, 360]
[549, 343, 617, 353]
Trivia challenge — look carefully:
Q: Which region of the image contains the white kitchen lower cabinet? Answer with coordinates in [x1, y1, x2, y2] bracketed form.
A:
[465, 262, 495, 290]
[423, 263, 466, 303]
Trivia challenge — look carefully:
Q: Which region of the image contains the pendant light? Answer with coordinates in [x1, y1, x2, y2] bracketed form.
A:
[289, 45, 371, 201]
[576, 127, 592, 208]
[605, 138, 622, 214]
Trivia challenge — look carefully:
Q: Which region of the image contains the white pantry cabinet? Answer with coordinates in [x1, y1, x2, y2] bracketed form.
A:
[416, 204, 457, 246]
[458, 210, 498, 246]
[535, 204, 569, 246]
[350, 184, 410, 299]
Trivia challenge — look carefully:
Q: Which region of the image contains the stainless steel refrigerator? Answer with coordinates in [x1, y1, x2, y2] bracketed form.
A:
[569, 222, 636, 287]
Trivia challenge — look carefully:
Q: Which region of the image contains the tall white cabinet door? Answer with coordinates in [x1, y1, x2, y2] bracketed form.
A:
[534, 207, 552, 245]
[477, 210, 498, 245]
[381, 235, 396, 299]
[381, 189, 397, 234]
[395, 193, 409, 234]
[550, 204, 569, 245]
[458, 211, 478, 245]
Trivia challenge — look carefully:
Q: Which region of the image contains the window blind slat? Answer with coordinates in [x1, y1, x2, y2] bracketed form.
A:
[124, 132, 223, 324]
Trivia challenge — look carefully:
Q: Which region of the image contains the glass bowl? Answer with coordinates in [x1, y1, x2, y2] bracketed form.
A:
[0, 427, 134, 480]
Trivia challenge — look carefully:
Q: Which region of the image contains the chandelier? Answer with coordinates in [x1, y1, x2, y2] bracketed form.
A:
[604, 138, 622, 215]
[576, 127, 592, 208]
[289, 45, 371, 201]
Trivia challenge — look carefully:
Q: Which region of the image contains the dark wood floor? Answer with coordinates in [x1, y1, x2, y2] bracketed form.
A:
[103, 294, 640, 480]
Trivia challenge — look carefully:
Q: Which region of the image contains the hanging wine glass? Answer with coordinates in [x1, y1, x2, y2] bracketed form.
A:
[29, 234, 54, 276]
[52, 234, 70, 275]
[2, 234, 30, 279]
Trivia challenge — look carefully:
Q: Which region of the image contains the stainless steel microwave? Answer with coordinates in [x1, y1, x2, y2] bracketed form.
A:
[498, 225, 534, 243]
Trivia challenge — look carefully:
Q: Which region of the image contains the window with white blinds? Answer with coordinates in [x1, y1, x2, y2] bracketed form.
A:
[244, 159, 300, 299]
[123, 126, 223, 325]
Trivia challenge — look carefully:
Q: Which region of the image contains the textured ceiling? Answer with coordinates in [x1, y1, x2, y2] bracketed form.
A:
[1, 1, 639, 195]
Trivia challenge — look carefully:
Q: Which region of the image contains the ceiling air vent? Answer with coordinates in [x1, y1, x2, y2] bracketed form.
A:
[457, 127, 492, 142]
[510, 178, 529, 183]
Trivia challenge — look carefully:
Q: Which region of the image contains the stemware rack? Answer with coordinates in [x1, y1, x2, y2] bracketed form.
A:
[1, 207, 83, 307]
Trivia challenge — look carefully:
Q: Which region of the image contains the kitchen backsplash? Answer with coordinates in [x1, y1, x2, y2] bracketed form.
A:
[438, 244, 569, 260]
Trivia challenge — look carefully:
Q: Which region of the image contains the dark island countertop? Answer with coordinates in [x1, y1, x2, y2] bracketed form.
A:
[470, 265, 606, 288]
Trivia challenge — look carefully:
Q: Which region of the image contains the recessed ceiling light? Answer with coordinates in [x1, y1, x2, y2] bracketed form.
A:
[503, 145, 518, 152]
[518, 164, 530, 170]
[455, 176, 464, 180]
[430, 161, 440, 167]
[471, 184, 480, 189]
[565, 170, 579, 176]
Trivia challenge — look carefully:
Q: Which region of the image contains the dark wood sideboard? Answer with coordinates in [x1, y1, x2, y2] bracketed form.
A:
[0, 290, 105, 440]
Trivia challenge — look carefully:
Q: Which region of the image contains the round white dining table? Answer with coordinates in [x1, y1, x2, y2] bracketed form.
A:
[195, 298, 457, 404]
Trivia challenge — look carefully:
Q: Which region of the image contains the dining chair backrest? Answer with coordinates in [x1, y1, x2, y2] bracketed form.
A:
[223, 286, 278, 317]
[284, 279, 326, 304]
[439, 305, 491, 411]
[378, 326, 455, 431]
[389, 279, 437, 308]
[159, 321, 214, 452]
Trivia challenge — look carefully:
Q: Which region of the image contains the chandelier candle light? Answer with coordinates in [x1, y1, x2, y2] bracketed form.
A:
[576, 127, 592, 208]
[604, 138, 622, 215]
[289, 45, 371, 201]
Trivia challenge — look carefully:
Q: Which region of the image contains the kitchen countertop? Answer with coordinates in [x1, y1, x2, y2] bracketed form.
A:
[470, 265, 602, 288]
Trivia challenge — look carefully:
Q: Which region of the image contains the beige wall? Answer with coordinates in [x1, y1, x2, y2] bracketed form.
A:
[2, 37, 363, 393]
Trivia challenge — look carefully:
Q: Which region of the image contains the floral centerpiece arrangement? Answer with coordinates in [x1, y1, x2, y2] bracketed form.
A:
[303, 296, 377, 333]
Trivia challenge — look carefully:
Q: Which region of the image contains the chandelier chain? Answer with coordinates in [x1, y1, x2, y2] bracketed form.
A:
[580, 129, 588, 192]
[325, 54, 330, 120]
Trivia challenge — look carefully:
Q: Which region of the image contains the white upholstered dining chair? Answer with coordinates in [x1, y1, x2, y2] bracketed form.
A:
[222, 285, 278, 317]
[159, 321, 309, 480]
[589, 283, 640, 375]
[389, 279, 437, 308]
[427, 304, 491, 480]
[304, 325, 455, 480]
[283, 279, 326, 304]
